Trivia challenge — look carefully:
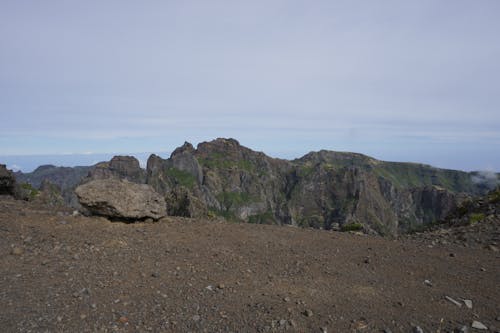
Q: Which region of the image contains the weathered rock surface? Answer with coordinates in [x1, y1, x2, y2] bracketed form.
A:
[87, 156, 146, 183]
[75, 179, 166, 220]
[11, 138, 498, 235]
[143, 138, 489, 235]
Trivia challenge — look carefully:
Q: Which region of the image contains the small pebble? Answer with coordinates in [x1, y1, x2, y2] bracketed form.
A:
[304, 309, 313, 317]
[192, 315, 201, 322]
[471, 321, 487, 330]
[445, 296, 462, 307]
[413, 326, 424, 333]
[487, 245, 499, 252]
[11, 247, 24, 255]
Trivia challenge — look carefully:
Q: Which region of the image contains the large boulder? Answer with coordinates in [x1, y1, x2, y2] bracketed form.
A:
[75, 179, 166, 220]
[0, 164, 16, 195]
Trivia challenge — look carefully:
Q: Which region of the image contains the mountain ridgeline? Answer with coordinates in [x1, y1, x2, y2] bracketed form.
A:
[13, 138, 499, 235]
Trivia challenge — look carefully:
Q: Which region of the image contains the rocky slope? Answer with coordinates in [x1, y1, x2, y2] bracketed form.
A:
[406, 187, 500, 250]
[11, 138, 499, 236]
[1, 196, 499, 332]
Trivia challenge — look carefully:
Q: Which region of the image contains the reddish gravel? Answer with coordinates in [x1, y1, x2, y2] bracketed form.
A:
[1, 196, 499, 332]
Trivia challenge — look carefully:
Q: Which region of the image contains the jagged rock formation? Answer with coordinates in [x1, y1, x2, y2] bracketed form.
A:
[405, 187, 500, 249]
[441, 186, 500, 227]
[15, 164, 92, 206]
[142, 139, 491, 235]
[75, 179, 166, 220]
[0, 164, 16, 195]
[87, 156, 146, 183]
[11, 138, 499, 235]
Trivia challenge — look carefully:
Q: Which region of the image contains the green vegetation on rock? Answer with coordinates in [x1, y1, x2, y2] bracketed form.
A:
[248, 211, 276, 224]
[198, 153, 254, 172]
[19, 183, 39, 201]
[165, 167, 197, 188]
[469, 213, 485, 225]
[216, 191, 254, 209]
[341, 223, 363, 232]
[373, 162, 474, 193]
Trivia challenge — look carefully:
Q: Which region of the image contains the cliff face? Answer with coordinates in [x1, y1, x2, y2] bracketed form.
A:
[146, 139, 291, 220]
[11, 138, 498, 235]
[87, 156, 146, 183]
[142, 138, 490, 235]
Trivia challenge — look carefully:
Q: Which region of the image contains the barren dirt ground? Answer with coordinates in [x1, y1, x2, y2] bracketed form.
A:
[1, 196, 499, 332]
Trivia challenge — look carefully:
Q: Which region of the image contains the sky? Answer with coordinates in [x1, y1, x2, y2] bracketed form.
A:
[1, 0, 499, 172]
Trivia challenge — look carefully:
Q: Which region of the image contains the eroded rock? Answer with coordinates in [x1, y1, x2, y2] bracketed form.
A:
[75, 179, 166, 220]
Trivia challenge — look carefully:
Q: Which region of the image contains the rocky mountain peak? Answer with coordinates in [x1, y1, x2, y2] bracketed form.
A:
[10, 138, 497, 236]
[170, 141, 195, 157]
[33, 165, 57, 173]
[88, 155, 145, 183]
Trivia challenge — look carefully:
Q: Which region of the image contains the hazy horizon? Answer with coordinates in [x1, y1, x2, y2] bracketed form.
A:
[1, 138, 499, 173]
[1, 1, 499, 171]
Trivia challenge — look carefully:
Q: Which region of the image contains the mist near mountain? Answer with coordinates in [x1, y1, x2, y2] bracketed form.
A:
[1, 152, 166, 173]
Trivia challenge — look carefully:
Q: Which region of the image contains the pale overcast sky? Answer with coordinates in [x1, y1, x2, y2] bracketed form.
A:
[1, 1, 499, 171]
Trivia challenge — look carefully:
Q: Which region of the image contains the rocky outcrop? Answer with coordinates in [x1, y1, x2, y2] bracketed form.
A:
[0, 164, 16, 195]
[15, 164, 92, 206]
[75, 179, 166, 220]
[441, 186, 500, 227]
[87, 156, 146, 183]
[36, 179, 65, 207]
[12, 138, 496, 235]
[146, 138, 291, 220]
[142, 138, 486, 235]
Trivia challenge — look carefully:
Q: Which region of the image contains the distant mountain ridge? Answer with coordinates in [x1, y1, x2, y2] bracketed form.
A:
[12, 138, 499, 235]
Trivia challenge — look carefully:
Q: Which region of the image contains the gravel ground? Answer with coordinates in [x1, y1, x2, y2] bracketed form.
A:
[1, 196, 499, 332]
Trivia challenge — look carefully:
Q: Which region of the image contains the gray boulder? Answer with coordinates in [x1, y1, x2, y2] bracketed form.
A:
[75, 179, 166, 220]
